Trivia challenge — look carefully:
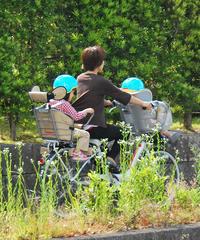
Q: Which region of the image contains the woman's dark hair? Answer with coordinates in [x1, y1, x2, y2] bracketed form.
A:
[81, 46, 105, 71]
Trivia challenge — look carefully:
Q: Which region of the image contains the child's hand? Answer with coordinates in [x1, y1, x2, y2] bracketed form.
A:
[104, 99, 113, 107]
[86, 108, 94, 115]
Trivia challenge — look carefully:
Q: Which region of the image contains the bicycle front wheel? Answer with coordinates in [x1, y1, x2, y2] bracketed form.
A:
[154, 151, 180, 185]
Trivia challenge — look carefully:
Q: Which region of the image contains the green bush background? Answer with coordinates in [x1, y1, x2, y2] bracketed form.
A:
[0, 0, 199, 139]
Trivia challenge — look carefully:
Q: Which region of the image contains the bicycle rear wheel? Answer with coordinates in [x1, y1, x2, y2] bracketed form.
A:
[41, 150, 96, 204]
[40, 150, 74, 204]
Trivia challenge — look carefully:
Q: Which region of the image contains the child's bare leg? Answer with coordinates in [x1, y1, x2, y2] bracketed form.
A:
[74, 128, 91, 155]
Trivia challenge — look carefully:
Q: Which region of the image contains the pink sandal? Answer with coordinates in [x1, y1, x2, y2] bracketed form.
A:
[72, 150, 88, 161]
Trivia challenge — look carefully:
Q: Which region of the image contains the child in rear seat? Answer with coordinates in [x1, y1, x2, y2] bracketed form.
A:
[49, 74, 94, 160]
[121, 77, 180, 143]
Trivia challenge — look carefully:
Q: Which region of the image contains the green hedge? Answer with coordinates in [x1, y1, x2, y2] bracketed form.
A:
[0, 0, 199, 139]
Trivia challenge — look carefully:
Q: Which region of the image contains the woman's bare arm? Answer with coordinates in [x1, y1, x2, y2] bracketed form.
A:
[129, 95, 152, 110]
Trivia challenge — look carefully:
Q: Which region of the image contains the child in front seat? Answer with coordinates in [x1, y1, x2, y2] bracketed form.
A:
[121, 77, 180, 143]
[49, 74, 94, 160]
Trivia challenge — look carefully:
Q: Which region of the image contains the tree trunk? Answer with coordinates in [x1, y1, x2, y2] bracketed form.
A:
[8, 113, 17, 141]
[183, 111, 193, 130]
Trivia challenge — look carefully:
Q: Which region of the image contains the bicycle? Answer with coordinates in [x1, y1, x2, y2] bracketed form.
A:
[29, 86, 180, 202]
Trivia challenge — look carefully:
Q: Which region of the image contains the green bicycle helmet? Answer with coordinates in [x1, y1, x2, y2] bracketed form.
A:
[53, 74, 78, 93]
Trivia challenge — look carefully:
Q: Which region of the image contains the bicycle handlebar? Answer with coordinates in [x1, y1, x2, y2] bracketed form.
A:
[111, 100, 155, 111]
[142, 102, 156, 110]
[84, 100, 156, 126]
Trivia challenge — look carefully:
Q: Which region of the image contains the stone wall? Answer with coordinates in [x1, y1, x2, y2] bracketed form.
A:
[0, 143, 41, 190]
[0, 132, 199, 189]
[167, 132, 200, 182]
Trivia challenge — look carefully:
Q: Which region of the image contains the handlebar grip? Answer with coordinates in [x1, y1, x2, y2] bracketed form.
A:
[112, 100, 118, 107]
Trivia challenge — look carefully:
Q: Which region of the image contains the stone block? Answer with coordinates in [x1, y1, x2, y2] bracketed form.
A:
[0, 143, 41, 176]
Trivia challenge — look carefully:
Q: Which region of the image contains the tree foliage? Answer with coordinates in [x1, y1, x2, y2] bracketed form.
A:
[0, 0, 199, 139]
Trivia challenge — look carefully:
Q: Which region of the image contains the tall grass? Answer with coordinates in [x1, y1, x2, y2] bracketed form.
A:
[0, 127, 200, 239]
[193, 145, 200, 187]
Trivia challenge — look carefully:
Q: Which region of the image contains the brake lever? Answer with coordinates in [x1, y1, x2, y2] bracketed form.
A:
[109, 100, 118, 113]
[109, 106, 117, 113]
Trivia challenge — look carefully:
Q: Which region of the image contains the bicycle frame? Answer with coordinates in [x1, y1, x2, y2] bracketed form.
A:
[108, 141, 146, 185]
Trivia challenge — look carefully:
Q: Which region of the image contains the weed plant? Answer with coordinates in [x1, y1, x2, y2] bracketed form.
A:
[192, 145, 200, 187]
[0, 126, 200, 239]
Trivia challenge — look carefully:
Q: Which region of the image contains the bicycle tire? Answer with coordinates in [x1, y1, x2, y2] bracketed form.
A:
[154, 150, 180, 185]
[40, 150, 74, 204]
[40, 150, 97, 204]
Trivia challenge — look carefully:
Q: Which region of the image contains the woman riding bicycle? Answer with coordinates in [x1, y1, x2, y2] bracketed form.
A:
[76, 46, 152, 161]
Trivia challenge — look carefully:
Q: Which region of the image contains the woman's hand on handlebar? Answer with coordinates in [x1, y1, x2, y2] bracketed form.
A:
[130, 95, 152, 110]
[142, 102, 153, 110]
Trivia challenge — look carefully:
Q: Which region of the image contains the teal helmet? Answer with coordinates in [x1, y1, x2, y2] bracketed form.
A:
[121, 77, 144, 91]
[53, 74, 78, 93]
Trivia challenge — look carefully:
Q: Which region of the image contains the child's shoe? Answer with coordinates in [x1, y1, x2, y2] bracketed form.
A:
[72, 150, 88, 161]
